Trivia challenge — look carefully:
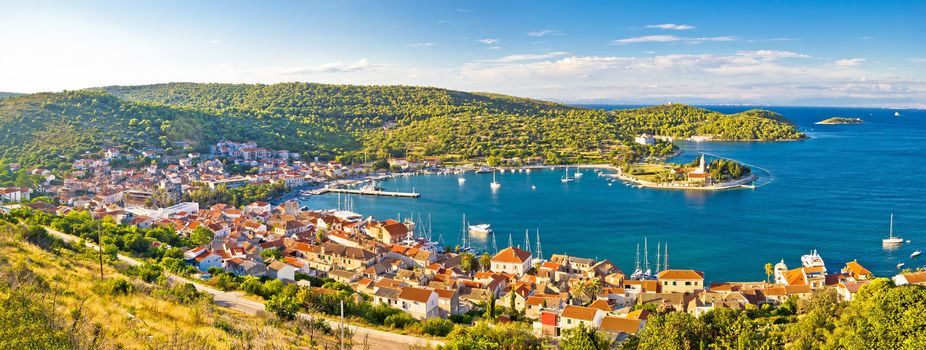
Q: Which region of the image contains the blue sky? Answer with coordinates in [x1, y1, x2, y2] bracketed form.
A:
[1, 0, 924, 107]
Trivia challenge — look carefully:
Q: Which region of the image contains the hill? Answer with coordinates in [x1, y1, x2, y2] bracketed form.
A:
[0, 82, 805, 169]
[0, 221, 338, 349]
[0, 92, 22, 99]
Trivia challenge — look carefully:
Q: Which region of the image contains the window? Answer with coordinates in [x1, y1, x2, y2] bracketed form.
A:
[673, 281, 677, 286]
[685, 281, 691, 286]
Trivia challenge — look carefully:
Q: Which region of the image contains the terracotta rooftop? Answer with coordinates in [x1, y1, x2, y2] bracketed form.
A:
[561, 305, 600, 321]
[657, 269, 704, 280]
[492, 246, 532, 264]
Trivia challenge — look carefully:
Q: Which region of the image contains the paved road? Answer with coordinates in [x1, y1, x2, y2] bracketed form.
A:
[44, 227, 444, 349]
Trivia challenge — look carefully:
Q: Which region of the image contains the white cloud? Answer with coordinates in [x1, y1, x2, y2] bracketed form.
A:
[611, 35, 736, 45]
[831, 58, 866, 67]
[736, 50, 810, 60]
[478, 38, 499, 45]
[482, 52, 570, 62]
[408, 42, 434, 48]
[528, 29, 563, 37]
[645, 23, 694, 30]
[208, 39, 220, 44]
[297, 59, 376, 74]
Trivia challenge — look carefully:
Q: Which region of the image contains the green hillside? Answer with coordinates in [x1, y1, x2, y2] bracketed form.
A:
[0, 83, 805, 170]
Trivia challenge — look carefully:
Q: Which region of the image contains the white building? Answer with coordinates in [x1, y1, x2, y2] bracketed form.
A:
[634, 133, 656, 146]
[0, 187, 32, 202]
[491, 247, 533, 276]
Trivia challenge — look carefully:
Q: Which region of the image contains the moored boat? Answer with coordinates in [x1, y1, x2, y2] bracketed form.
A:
[882, 214, 904, 246]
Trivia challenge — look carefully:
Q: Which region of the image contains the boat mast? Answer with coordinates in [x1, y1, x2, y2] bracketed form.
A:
[890, 213, 894, 238]
[664, 242, 668, 271]
[655, 242, 661, 273]
[524, 229, 531, 253]
[535, 229, 543, 261]
[492, 234, 498, 255]
[644, 237, 650, 275]
[508, 232, 513, 248]
[634, 243, 640, 276]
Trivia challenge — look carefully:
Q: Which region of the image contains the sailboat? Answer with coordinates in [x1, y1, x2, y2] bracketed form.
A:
[882, 214, 904, 246]
[895, 111, 901, 117]
[574, 168, 584, 178]
[490, 170, 501, 190]
[561, 167, 575, 183]
[457, 171, 466, 185]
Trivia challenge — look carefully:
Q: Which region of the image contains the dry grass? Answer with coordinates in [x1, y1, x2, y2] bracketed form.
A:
[0, 228, 347, 350]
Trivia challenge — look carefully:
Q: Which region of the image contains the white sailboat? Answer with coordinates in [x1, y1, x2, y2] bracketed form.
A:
[575, 168, 584, 178]
[882, 214, 904, 246]
[561, 167, 575, 183]
[457, 171, 466, 185]
[490, 170, 501, 190]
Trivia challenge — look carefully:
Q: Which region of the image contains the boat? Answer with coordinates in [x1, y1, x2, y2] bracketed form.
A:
[526, 168, 532, 173]
[475, 167, 492, 174]
[912, 250, 922, 258]
[490, 170, 501, 190]
[531, 185, 537, 190]
[468, 223, 493, 235]
[561, 167, 575, 183]
[360, 180, 383, 192]
[457, 172, 466, 185]
[608, 183, 613, 186]
[897, 263, 905, 269]
[882, 214, 904, 246]
[895, 111, 901, 117]
[575, 169, 584, 178]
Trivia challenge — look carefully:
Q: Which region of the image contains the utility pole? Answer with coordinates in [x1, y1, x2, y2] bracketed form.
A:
[339, 300, 345, 350]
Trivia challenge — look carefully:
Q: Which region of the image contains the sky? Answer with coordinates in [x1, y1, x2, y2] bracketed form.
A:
[1, 0, 924, 107]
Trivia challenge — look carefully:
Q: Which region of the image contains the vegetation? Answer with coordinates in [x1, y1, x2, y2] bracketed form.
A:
[0, 83, 803, 170]
[0, 220, 345, 349]
[816, 117, 863, 125]
[626, 282, 926, 349]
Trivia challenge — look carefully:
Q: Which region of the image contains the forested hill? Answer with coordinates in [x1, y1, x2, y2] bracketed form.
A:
[0, 83, 804, 170]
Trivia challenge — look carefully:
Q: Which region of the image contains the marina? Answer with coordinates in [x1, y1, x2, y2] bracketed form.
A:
[301, 106, 926, 282]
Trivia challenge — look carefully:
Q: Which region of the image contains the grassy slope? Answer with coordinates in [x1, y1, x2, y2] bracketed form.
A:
[0, 224, 334, 349]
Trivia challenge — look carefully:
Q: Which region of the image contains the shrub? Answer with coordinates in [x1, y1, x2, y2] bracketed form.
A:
[94, 278, 133, 296]
[420, 318, 455, 337]
[384, 313, 418, 329]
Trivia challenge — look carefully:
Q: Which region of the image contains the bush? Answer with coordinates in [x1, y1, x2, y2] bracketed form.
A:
[94, 278, 134, 296]
[384, 313, 418, 329]
[419, 318, 455, 337]
[153, 283, 210, 305]
[265, 293, 300, 320]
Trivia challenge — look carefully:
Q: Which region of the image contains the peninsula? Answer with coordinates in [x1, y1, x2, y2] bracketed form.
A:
[615, 154, 757, 190]
[816, 117, 864, 124]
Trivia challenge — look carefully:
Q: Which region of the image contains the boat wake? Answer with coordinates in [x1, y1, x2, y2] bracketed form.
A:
[698, 152, 775, 188]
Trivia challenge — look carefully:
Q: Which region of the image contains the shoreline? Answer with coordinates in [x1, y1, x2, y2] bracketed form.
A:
[610, 170, 758, 191]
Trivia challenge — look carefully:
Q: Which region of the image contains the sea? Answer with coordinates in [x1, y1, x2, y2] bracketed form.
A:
[301, 106, 926, 283]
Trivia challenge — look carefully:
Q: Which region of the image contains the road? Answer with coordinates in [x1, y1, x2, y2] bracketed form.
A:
[44, 226, 444, 349]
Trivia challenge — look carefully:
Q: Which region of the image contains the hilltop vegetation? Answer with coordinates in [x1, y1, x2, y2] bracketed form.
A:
[0, 220, 345, 349]
[0, 82, 805, 170]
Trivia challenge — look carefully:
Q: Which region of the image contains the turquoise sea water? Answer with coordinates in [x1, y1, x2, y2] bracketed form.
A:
[302, 106, 926, 282]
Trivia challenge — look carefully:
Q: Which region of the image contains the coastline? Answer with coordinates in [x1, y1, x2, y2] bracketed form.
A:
[609, 170, 758, 191]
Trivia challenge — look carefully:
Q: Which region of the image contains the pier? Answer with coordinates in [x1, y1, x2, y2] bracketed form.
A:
[317, 188, 421, 198]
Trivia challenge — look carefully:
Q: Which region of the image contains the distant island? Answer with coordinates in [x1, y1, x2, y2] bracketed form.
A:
[816, 117, 864, 125]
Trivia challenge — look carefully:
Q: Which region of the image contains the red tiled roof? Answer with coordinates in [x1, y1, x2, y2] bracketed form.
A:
[492, 247, 532, 264]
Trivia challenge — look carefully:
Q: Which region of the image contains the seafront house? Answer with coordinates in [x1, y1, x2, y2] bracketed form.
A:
[657, 269, 705, 294]
[491, 246, 533, 276]
[893, 271, 926, 286]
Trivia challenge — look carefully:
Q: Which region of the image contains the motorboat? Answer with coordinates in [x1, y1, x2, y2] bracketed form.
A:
[912, 250, 921, 258]
[468, 223, 493, 235]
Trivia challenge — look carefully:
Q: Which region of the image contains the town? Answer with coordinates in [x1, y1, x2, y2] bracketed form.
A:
[2, 140, 924, 347]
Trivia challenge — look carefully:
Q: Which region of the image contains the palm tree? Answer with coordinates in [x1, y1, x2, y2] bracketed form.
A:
[479, 253, 492, 271]
[764, 263, 774, 283]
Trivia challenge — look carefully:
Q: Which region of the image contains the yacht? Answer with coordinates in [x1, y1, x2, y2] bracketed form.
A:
[561, 167, 575, 183]
[882, 214, 904, 246]
[468, 223, 493, 235]
[475, 166, 492, 174]
[912, 250, 921, 258]
[895, 111, 901, 117]
[490, 170, 501, 190]
[897, 263, 905, 269]
[360, 180, 382, 192]
[531, 185, 537, 190]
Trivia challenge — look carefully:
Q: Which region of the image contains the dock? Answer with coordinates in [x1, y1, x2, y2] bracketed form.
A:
[318, 188, 420, 198]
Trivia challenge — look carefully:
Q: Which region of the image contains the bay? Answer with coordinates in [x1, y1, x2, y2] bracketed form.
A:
[302, 106, 926, 282]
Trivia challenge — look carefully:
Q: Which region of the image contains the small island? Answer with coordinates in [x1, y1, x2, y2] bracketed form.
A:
[816, 117, 863, 125]
[615, 154, 757, 190]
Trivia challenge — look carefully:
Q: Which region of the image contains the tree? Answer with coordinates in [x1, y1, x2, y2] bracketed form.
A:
[265, 293, 300, 320]
[459, 252, 476, 274]
[783, 288, 844, 349]
[635, 311, 706, 349]
[829, 279, 926, 349]
[484, 294, 496, 320]
[261, 248, 281, 261]
[765, 262, 774, 283]
[561, 323, 612, 350]
[188, 226, 213, 246]
[479, 253, 491, 271]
